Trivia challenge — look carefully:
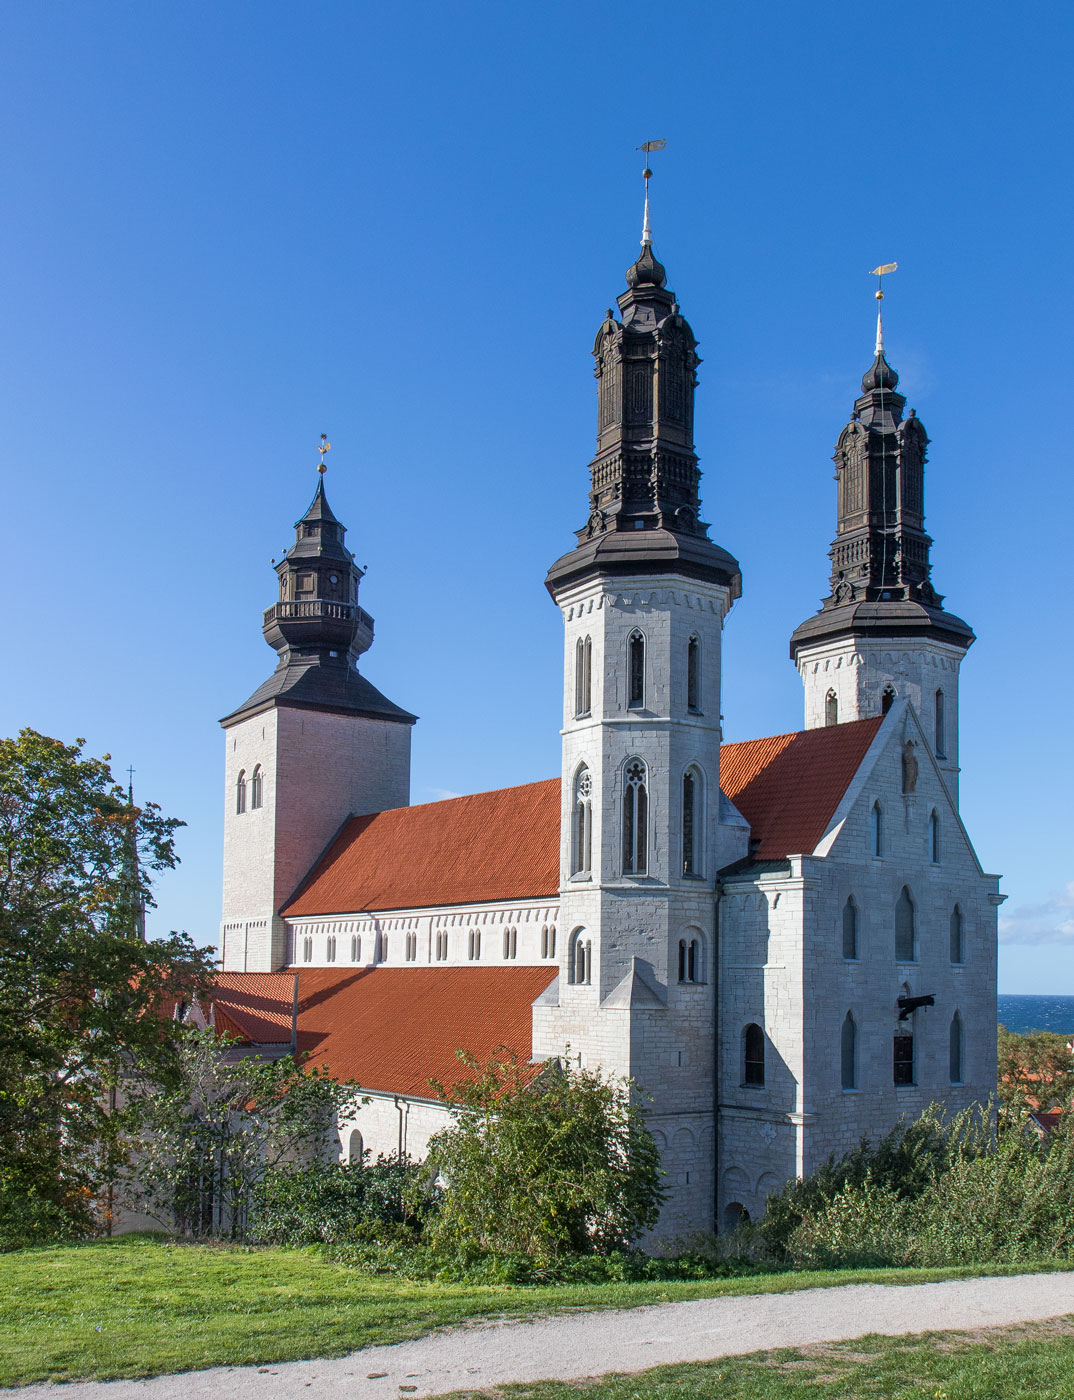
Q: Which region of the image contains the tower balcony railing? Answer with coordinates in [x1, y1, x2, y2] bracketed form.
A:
[263, 600, 372, 628]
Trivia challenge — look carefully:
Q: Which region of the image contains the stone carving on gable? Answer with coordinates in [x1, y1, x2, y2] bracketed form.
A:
[901, 739, 919, 794]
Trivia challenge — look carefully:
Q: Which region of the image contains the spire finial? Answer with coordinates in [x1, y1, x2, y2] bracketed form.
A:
[126, 765, 135, 805]
[316, 432, 332, 475]
[869, 262, 897, 357]
[636, 139, 665, 247]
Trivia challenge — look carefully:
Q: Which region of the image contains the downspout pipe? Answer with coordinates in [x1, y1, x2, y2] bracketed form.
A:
[713, 880, 722, 1234]
[291, 973, 299, 1053]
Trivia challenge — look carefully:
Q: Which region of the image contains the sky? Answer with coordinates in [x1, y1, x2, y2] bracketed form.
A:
[1, 2, 1071, 993]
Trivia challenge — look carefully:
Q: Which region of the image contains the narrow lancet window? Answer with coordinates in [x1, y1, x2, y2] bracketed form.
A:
[743, 1024, 765, 1086]
[571, 766, 593, 876]
[575, 635, 592, 718]
[235, 770, 247, 815]
[825, 690, 838, 727]
[935, 689, 946, 758]
[895, 886, 916, 962]
[569, 929, 591, 985]
[628, 631, 645, 709]
[950, 905, 964, 964]
[250, 764, 263, 810]
[841, 1012, 857, 1090]
[682, 769, 698, 875]
[949, 1012, 964, 1083]
[687, 636, 701, 712]
[872, 802, 883, 857]
[929, 810, 941, 864]
[623, 759, 648, 874]
[842, 897, 858, 960]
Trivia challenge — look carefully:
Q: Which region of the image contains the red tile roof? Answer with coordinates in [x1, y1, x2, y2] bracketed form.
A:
[282, 718, 883, 916]
[211, 966, 557, 1098]
[720, 717, 884, 861]
[284, 779, 560, 917]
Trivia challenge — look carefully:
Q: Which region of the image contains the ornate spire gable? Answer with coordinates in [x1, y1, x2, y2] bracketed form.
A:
[221, 460, 415, 727]
[546, 230, 740, 596]
[790, 335, 974, 656]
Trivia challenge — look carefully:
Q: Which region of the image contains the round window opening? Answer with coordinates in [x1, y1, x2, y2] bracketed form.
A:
[329, 574, 339, 583]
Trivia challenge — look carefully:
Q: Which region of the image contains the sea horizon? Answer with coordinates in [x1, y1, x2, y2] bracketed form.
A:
[997, 993, 1074, 1036]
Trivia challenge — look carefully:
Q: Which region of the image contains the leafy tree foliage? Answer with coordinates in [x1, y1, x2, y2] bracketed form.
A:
[0, 729, 213, 1242]
[423, 1051, 664, 1270]
[997, 1024, 1074, 1112]
[249, 1156, 427, 1247]
[127, 1028, 359, 1238]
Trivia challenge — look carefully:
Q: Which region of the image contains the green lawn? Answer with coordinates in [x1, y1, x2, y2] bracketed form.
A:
[467, 1317, 1074, 1399]
[0, 1237, 1069, 1388]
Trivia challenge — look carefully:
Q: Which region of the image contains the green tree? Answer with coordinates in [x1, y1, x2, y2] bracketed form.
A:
[998, 1024, 1074, 1113]
[0, 729, 213, 1242]
[423, 1051, 665, 1270]
[127, 1028, 360, 1239]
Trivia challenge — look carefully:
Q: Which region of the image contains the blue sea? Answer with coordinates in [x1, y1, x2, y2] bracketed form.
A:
[998, 994, 1074, 1036]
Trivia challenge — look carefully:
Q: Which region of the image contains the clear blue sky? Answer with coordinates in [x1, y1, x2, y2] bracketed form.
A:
[2, 2, 1070, 993]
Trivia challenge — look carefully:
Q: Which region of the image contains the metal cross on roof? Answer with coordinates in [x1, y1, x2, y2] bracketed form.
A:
[317, 433, 332, 474]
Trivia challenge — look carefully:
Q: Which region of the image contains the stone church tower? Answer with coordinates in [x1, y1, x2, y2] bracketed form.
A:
[533, 228, 745, 1234]
[218, 471, 415, 972]
[790, 316, 974, 803]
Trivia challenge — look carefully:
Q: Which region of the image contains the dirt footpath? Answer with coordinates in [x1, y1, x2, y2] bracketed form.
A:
[12, 1271, 1074, 1400]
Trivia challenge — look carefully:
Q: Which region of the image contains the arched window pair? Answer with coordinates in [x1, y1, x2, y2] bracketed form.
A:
[435, 930, 449, 961]
[235, 766, 263, 814]
[541, 924, 556, 958]
[571, 766, 593, 876]
[568, 928, 591, 985]
[682, 767, 703, 876]
[677, 934, 704, 983]
[326, 934, 336, 963]
[350, 933, 361, 962]
[405, 931, 418, 962]
[467, 928, 481, 961]
[302, 935, 313, 963]
[623, 759, 648, 874]
[574, 635, 592, 718]
[502, 926, 517, 960]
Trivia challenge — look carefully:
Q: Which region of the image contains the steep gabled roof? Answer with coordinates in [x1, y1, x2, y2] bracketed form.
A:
[719, 717, 884, 861]
[212, 966, 557, 1097]
[282, 719, 884, 917]
[284, 779, 560, 916]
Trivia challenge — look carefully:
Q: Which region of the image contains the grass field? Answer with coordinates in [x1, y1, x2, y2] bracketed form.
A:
[466, 1317, 1074, 1399]
[0, 1237, 1070, 1388]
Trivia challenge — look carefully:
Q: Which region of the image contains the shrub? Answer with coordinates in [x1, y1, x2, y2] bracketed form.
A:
[249, 1156, 428, 1247]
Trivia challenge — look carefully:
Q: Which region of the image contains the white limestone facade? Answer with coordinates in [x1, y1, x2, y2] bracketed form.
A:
[796, 636, 966, 804]
[532, 570, 745, 1238]
[220, 704, 412, 972]
[715, 699, 1001, 1228]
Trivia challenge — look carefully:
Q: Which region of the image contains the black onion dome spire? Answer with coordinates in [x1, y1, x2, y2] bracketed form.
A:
[221, 465, 415, 727]
[790, 336, 974, 659]
[546, 239, 740, 598]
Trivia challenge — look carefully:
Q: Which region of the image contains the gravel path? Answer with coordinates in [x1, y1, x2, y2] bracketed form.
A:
[12, 1272, 1074, 1400]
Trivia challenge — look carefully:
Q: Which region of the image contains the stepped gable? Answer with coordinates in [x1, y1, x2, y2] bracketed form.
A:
[283, 778, 560, 916]
[211, 966, 558, 1097]
[720, 716, 883, 861]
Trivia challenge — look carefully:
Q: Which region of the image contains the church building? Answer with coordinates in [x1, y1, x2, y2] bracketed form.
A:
[209, 219, 1001, 1237]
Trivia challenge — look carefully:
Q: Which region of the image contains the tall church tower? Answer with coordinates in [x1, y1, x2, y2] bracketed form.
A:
[218, 460, 415, 972]
[790, 303, 974, 803]
[532, 188, 743, 1235]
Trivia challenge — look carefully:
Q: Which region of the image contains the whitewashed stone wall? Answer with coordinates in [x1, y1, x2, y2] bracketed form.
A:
[337, 1094, 454, 1165]
[796, 637, 965, 804]
[220, 704, 412, 971]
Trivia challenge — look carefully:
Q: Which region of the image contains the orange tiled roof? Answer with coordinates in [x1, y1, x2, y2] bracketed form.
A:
[284, 779, 560, 917]
[212, 966, 557, 1098]
[720, 717, 883, 861]
[283, 719, 884, 916]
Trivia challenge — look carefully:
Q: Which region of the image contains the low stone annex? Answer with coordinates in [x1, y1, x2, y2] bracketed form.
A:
[205, 215, 1002, 1239]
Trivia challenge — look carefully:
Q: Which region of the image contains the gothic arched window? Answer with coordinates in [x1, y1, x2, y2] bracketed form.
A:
[628, 631, 645, 709]
[347, 1128, 364, 1164]
[571, 766, 593, 876]
[568, 928, 591, 985]
[541, 924, 556, 959]
[842, 897, 858, 960]
[872, 802, 883, 857]
[949, 1011, 964, 1084]
[326, 934, 336, 962]
[881, 686, 896, 715]
[623, 759, 648, 875]
[502, 926, 517, 960]
[841, 1012, 857, 1090]
[250, 764, 263, 810]
[351, 933, 360, 961]
[895, 886, 916, 962]
[235, 770, 247, 815]
[467, 928, 481, 961]
[687, 635, 701, 713]
[575, 635, 592, 718]
[405, 931, 417, 962]
[950, 905, 964, 964]
[678, 933, 704, 984]
[929, 809, 941, 864]
[935, 689, 946, 758]
[302, 934, 312, 963]
[682, 767, 701, 876]
[825, 690, 838, 727]
[743, 1023, 765, 1087]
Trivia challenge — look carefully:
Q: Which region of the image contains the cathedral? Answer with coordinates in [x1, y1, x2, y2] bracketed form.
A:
[210, 219, 1001, 1237]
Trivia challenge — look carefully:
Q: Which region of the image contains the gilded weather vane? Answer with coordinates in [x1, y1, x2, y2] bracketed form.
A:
[869, 262, 897, 356]
[317, 433, 332, 474]
[636, 139, 666, 246]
